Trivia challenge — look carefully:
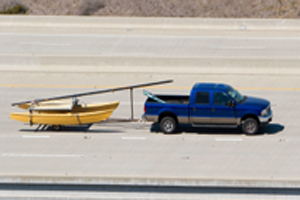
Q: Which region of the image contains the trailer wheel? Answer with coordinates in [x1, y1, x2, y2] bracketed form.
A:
[160, 116, 177, 134]
[242, 118, 258, 135]
[52, 125, 61, 131]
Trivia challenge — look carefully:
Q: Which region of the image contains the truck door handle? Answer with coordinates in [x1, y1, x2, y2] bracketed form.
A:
[193, 107, 196, 112]
[211, 108, 215, 112]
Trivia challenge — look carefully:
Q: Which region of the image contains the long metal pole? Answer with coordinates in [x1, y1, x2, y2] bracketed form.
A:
[130, 88, 134, 121]
[11, 79, 173, 106]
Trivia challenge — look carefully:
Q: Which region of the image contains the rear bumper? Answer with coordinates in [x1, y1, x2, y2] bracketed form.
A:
[143, 114, 158, 123]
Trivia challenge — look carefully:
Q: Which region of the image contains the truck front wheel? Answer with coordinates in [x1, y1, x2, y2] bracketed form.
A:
[242, 118, 258, 135]
[160, 117, 177, 134]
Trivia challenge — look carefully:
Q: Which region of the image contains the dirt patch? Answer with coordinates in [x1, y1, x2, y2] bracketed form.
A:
[0, 0, 300, 18]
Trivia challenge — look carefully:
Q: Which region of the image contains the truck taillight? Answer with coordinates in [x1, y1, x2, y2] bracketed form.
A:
[144, 106, 146, 113]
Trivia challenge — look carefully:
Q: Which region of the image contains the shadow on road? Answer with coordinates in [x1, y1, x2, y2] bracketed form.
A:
[20, 124, 124, 134]
[150, 123, 285, 136]
[258, 123, 285, 135]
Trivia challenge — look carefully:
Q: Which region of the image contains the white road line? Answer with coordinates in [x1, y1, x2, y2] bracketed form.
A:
[1, 153, 84, 158]
[215, 138, 243, 142]
[0, 192, 229, 200]
[212, 46, 265, 50]
[122, 137, 146, 140]
[22, 135, 50, 139]
[20, 42, 71, 47]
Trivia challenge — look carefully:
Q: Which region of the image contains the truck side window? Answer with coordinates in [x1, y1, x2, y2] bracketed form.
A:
[214, 92, 231, 106]
[195, 92, 209, 105]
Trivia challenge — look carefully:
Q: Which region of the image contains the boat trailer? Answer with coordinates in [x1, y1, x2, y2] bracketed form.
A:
[10, 80, 173, 130]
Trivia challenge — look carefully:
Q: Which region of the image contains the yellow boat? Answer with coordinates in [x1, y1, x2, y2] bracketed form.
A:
[10, 109, 115, 126]
[17, 100, 119, 113]
[10, 101, 119, 130]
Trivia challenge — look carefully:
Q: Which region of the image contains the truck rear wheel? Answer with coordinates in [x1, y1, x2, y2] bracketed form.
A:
[160, 116, 177, 134]
[242, 118, 258, 135]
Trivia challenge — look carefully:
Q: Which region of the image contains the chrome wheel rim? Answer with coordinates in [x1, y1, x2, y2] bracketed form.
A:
[163, 120, 174, 132]
[246, 122, 256, 134]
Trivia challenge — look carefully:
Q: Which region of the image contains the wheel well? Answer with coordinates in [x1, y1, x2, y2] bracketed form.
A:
[241, 114, 260, 125]
[159, 112, 178, 124]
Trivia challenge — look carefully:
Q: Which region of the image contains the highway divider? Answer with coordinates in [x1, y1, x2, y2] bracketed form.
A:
[0, 55, 299, 75]
[1, 16, 300, 31]
[1, 175, 300, 189]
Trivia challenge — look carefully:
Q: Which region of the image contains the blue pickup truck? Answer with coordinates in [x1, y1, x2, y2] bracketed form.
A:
[144, 83, 272, 135]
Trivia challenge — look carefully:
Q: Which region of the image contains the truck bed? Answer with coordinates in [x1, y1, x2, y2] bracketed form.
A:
[146, 95, 190, 104]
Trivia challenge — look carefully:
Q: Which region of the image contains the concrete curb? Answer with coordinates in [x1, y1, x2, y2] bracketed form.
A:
[1, 16, 300, 31]
[1, 175, 300, 189]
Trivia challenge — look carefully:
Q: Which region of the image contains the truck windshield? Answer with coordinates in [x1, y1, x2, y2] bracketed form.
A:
[227, 88, 244, 103]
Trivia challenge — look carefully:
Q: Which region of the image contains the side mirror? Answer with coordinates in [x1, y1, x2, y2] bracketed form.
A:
[227, 100, 235, 108]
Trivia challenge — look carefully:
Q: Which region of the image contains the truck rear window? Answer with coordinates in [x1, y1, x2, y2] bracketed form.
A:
[195, 92, 209, 105]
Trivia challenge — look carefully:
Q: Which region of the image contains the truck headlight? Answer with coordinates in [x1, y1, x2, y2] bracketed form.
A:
[261, 106, 270, 116]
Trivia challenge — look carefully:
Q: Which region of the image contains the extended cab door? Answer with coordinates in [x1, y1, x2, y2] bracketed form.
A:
[211, 91, 238, 125]
[189, 90, 212, 124]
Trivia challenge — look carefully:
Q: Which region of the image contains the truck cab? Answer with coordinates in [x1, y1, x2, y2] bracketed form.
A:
[144, 83, 273, 135]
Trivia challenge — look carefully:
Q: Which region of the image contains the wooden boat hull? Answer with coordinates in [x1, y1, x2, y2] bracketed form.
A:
[10, 109, 115, 125]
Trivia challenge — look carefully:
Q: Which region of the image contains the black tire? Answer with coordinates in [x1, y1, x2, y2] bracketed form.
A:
[52, 125, 61, 131]
[242, 118, 258, 135]
[160, 116, 177, 134]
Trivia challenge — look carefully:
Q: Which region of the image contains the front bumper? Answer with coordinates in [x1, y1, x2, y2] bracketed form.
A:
[259, 110, 273, 126]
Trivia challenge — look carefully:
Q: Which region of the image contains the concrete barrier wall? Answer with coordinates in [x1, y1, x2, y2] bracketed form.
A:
[1, 16, 300, 31]
[2, 175, 300, 188]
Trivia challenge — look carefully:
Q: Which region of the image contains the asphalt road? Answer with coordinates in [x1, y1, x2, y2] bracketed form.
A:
[0, 71, 298, 181]
[1, 30, 300, 58]
[1, 16, 300, 75]
[0, 16, 300, 199]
